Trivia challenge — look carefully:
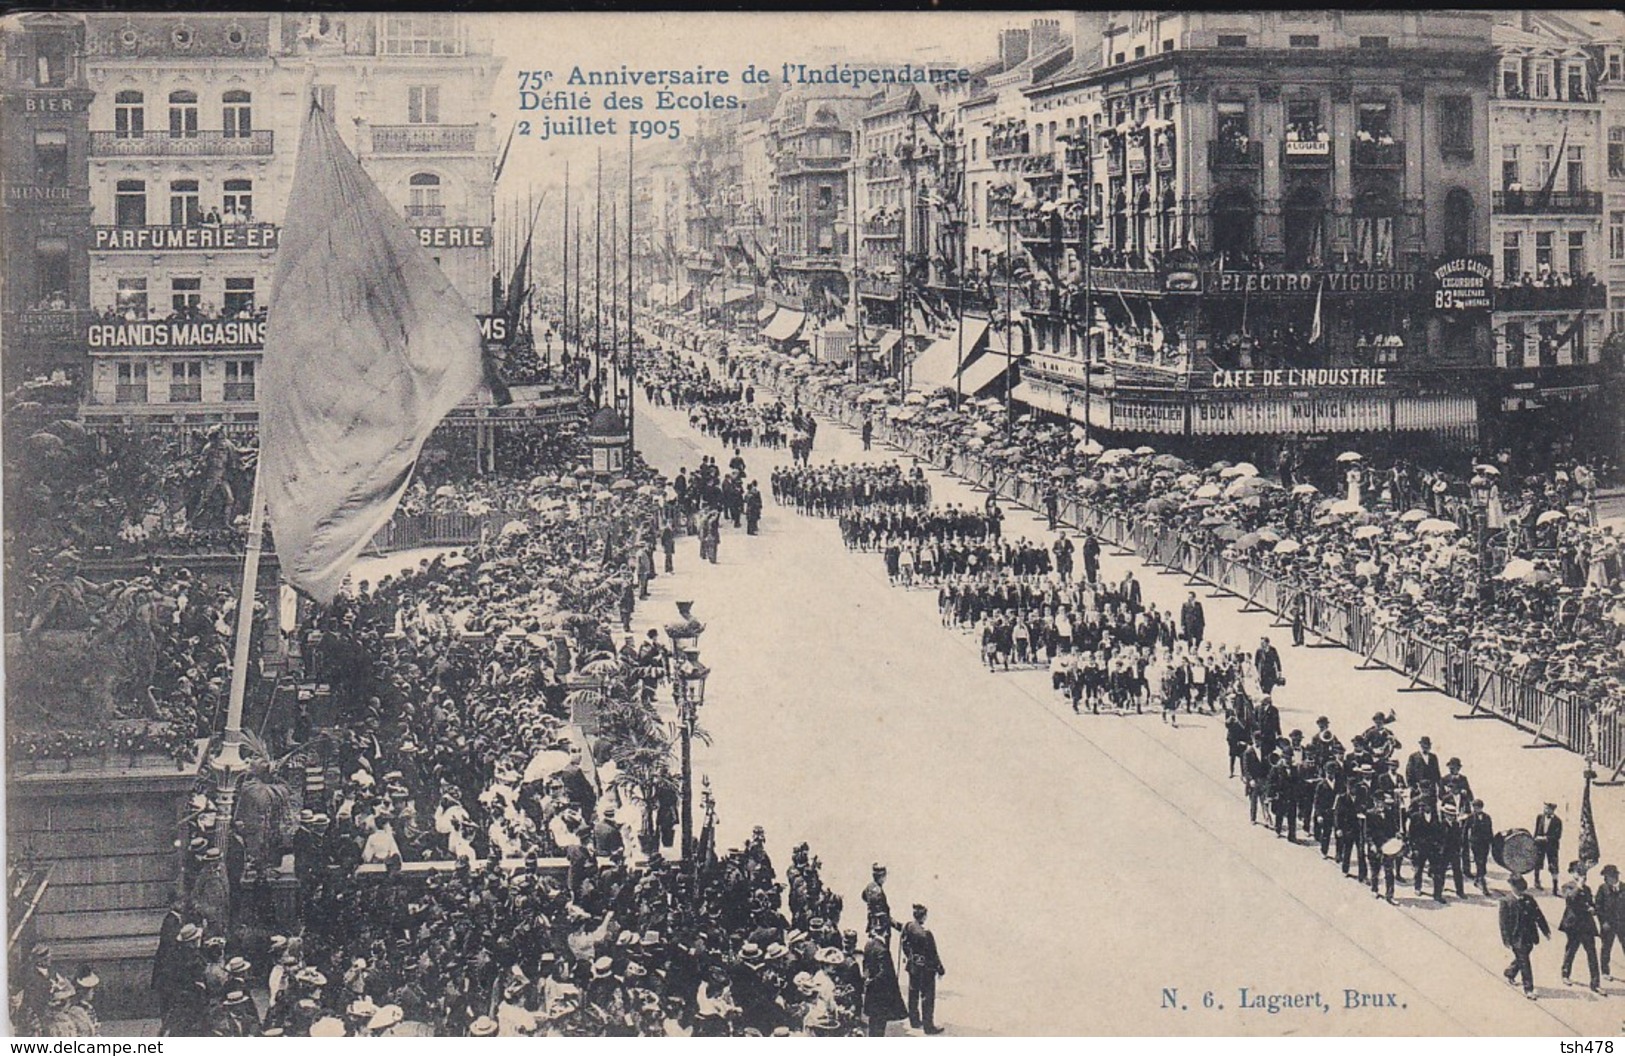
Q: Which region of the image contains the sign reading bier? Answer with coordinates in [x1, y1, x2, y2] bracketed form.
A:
[93, 225, 280, 251]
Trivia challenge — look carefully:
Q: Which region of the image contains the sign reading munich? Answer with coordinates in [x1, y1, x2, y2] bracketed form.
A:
[93, 225, 280, 251]
[87, 320, 267, 350]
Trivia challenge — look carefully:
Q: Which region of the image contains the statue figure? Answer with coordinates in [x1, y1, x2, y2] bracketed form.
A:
[8, 558, 179, 729]
[188, 427, 245, 530]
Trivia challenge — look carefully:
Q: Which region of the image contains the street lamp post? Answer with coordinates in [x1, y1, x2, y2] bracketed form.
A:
[664, 601, 708, 865]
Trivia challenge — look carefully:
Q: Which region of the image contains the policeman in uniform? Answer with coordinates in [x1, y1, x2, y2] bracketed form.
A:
[861, 863, 894, 943]
[900, 904, 946, 1034]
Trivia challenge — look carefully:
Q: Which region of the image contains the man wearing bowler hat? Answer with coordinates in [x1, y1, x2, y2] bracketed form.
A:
[901, 904, 946, 1034]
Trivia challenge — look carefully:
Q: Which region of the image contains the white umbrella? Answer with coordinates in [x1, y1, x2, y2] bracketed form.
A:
[1071, 425, 1087, 441]
[1194, 483, 1222, 499]
[1134, 445, 1156, 456]
[1273, 539, 1302, 555]
[904, 391, 927, 405]
[1231, 461, 1259, 477]
[1176, 473, 1203, 489]
[1352, 525, 1383, 540]
[1473, 464, 1501, 476]
[1498, 558, 1537, 581]
[1218, 466, 1248, 479]
[1537, 510, 1566, 526]
[1256, 526, 1282, 543]
[434, 484, 458, 499]
[973, 421, 996, 438]
[1291, 483, 1319, 496]
[1329, 499, 1365, 516]
[499, 520, 531, 538]
[1355, 559, 1379, 577]
[1398, 508, 1430, 524]
[1076, 439, 1104, 456]
[965, 437, 986, 449]
[1417, 518, 1459, 535]
[1336, 451, 1363, 463]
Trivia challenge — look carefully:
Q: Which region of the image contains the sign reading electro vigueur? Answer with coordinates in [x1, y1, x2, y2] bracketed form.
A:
[1428, 254, 1494, 314]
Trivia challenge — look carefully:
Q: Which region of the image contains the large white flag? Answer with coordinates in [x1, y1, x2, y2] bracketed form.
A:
[261, 101, 484, 603]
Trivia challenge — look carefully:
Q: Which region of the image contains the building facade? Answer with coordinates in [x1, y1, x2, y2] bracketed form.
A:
[1011, 11, 1500, 447]
[1, 13, 95, 395]
[79, 12, 501, 432]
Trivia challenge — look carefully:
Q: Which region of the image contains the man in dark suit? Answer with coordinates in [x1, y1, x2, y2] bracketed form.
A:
[1560, 862, 1603, 992]
[1255, 637, 1284, 695]
[901, 904, 946, 1034]
[1080, 530, 1101, 584]
[1464, 799, 1495, 895]
[1534, 803, 1564, 892]
[1404, 736, 1442, 792]
[1408, 795, 1447, 901]
[1597, 864, 1625, 980]
[1180, 591, 1205, 646]
[1253, 694, 1282, 750]
[1120, 571, 1141, 608]
[1501, 875, 1550, 997]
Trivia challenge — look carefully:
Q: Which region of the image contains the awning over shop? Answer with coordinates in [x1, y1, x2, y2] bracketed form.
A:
[958, 350, 1021, 397]
[909, 316, 991, 392]
[761, 308, 807, 343]
[874, 329, 901, 358]
[757, 304, 779, 323]
[648, 283, 668, 304]
[1010, 381, 1070, 417]
[668, 285, 694, 308]
[723, 286, 758, 306]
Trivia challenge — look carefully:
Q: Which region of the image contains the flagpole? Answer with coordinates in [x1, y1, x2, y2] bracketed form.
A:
[627, 132, 636, 460]
[595, 145, 604, 408]
[562, 163, 570, 374]
[210, 455, 266, 925]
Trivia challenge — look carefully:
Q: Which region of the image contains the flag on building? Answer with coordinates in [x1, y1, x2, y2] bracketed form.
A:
[1579, 770, 1601, 867]
[1309, 277, 1324, 344]
[260, 100, 485, 604]
[1535, 125, 1569, 211]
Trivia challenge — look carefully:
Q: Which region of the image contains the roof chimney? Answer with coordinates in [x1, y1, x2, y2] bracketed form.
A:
[1000, 27, 1031, 70]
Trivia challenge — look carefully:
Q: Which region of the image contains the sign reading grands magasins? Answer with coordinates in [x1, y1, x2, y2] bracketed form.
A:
[87, 319, 266, 350]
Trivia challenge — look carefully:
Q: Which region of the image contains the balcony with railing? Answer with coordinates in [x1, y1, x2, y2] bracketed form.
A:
[1351, 140, 1405, 169]
[862, 219, 901, 238]
[1018, 215, 1087, 244]
[1282, 140, 1333, 169]
[865, 157, 899, 180]
[223, 381, 256, 402]
[90, 130, 274, 158]
[367, 125, 480, 154]
[1154, 139, 1176, 171]
[115, 384, 148, 404]
[404, 204, 445, 222]
[1105, 150, 1125, 178]
[987, 132, 1031, 161]
[1064, 145, 1092, 173]
[783, 154, 848, 175]
[1494, 279, 1606, 312]
[858, 276, 899, 299]
[1021, 153, 1057, 177]
[1208, 139, 1262, 172]
[168, 382, 203, 403]
[1492, 189, 1603, 215]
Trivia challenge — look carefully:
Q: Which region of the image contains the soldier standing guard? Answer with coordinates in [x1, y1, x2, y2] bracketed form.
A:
[901, 905, 945, 1034]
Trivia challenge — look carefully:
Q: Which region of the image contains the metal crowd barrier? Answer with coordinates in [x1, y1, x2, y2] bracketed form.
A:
[767, 370, 1612, 776]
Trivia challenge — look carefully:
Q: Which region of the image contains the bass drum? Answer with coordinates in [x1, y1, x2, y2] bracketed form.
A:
[1494, 828, 1540, 874]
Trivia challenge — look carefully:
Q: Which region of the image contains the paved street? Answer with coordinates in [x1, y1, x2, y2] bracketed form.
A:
[626, 378, 1625, 1037]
